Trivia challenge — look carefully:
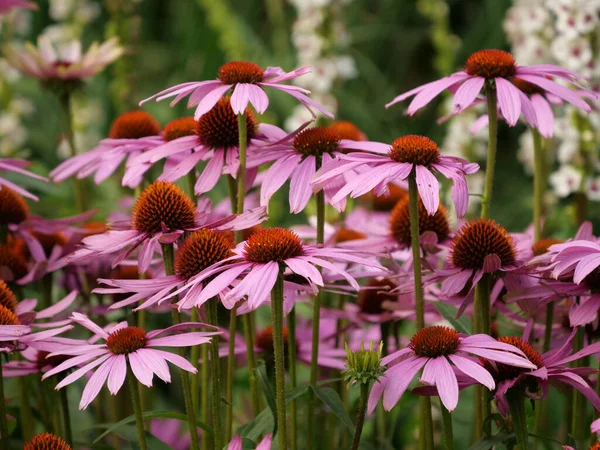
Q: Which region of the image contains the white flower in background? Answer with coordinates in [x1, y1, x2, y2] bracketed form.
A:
[586, 176, 600, 201]
[550, 165, 583, 198]
[551, 36, 592, 72]
[517, 130, 535, 174]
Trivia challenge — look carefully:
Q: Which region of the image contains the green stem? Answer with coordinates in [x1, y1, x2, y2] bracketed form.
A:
[187, 170, 197, 200]
[58, 383, 73, 445]
[18, 375, 34, 441]
[40, 273, 53, 309]
[234, 113, 247, 242]
[243, 314, 261, 417]
[127, 363, 147, 450]
[58, 92, 87, 213]
[190, 307, 200, 414]
[201, 343, 209, 450]
[225, 306, 237, 443]
[572, 327, 586, 444]
[474, 275, 491, 438]
[206, 298, 223, 450]
[441, 403, 455, 450]
[271, 267, 288, 450]
[532, 129, 544, 242]
[226, 175, 238, 214]
[507, 391, 528, 450]
[288, 306, 298, 450]
[481, 82, 498, 219]
[0, 360, 10, 449]
[350, 383, 369, 450]
[542, 303, 554, 353]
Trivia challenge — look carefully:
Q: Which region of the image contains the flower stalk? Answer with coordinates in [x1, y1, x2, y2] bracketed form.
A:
[58, 383, 73, 446]
[288, 305, 298, 450]
[0, 359, 11, 450]
[440, 403, 455, 450]
[481, 81, 498, 220]
[127, 363, 147, 450]
[271, 266, 288, 450]
[206, 298, 223, 450]
[507, 390, 528, 450]
[350, 382, 369, 450]
[474, 274, 492, 439]
[225, 306, 237, 442]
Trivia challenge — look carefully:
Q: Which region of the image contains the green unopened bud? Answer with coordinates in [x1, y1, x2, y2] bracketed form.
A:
[342, 341, 385, 385]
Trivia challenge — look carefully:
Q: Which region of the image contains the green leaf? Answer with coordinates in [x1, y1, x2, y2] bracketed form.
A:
[311, 386, 355, 433]
[286, 385, 309, 403]
[92, 410, 213, 443]
[468, 432, 515, 450]
[435, 303, 473, 335]
[255, 360, 278, 437]
[114, 425, 172, 450]
[240, 408, 273, 442]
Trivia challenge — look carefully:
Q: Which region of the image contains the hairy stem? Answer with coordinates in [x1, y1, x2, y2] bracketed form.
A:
[127, 363, 147, 450]
[507, 391, 528, 450]
[206, 298, 223, 449]
[272, 268, 288, 449]
[441, 403, 455, 450]
[350, 383, 370, 450]
[481, 82, 498, 219]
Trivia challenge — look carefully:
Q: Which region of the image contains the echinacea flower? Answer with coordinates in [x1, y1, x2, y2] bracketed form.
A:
[67, 181, 267, 272]
[0, 0, 37, 15]
[0, 158, 47, 201]
[23, 433, 72, 450]
[140, 61, 332, 119]
[312, 135, 479, 217]
[387, 49, 594, 127]
[368, 326, 537, 412]
[3, 35, 122, 83]
[51, 110, 163, 186]
[150, 419, 202, 450]
[43, 312, 220, 410]
[166, 227, 386, 311]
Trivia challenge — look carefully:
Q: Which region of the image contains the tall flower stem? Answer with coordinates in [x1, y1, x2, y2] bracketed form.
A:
[0, 360, 11, 450]
[481, 82, 498, 219]
[507, 391, 528, 450]
[440, 403, 455, 450]
[162, 243, 200, 450]
[127, 363, 147, 450]
[18, 376, 34, 441]
[58, 383, 73, 445]
[408, 171, 434, 450]
[474, 274, 491, 439]
[288, 305, 298, 450]
[200, 343, 209, 450]
[235, 113, 248, 241]
[571, 327, 586, 444]
[271, 267, 288, 450]
[190, 307, 201, 413]
[206, 298, 223, 450]
[225, 306, 237, 442]
[308, 155, 326, 449]
[350, 382, 369, 450]
[58, 92, 87, 213]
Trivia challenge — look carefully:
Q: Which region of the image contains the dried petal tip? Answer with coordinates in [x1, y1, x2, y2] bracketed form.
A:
[132, 181, 196, 234]
[243, 228, 304, 263]
[196, 96, 258, 149]
[109, 110, 161, 140]
[343, 341, 384, 385]
[451, 219, 516, 270]
[410, 326, 460, 358]
[24, 432, 72, 450]
[465, 49, 516, 79]
[106, 326, 147, 355]
[328, 121, 365, 141]
[163, 117, 197, 142]
[388, 135, 441, 166]
[0, 280, 18, 312]
[218, 61, 264, 84]
[175, 229, 234, 280]
[0, 187, 29, 225]
[390, 197, 450, 247]
[292, 127, 341, 157]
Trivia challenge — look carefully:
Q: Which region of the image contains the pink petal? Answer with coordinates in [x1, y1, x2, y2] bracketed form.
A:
[434, 357, 459, 411]
[382, 356, 427, 410]
[449, 354, 494, 390]
[453, 76, 485, 112]
[289, 157, 315, 213]
[415, 165, 439, 215]
[194, 84, 233, 119]
[195, 148, 225, 195]
[406, 73, 470, 114]
[247, 84, 269, 114]
[128, 351, 154, 387]
[516, 74, 591, 112]
[79, 356, 117, 409]
[495, 77, 521, 126]
[107, 354, 127, 395]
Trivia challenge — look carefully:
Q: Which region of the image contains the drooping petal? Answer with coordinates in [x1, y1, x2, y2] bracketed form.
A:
[495, 77, 521, 126]
[415, 165, 439, 215]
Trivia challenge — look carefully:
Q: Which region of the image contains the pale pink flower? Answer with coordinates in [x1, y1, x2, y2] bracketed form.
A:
[0, 158, 47, 201]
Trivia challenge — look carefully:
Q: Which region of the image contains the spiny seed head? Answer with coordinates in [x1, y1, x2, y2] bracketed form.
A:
[482, 336, 541, 382]
[106, 326, 147, 355]
[328, 121, 365, 141]
[357, 278, 397, 315]
[511, 78, 544, 95]
[196, 96, 258, 149]
[163, 117, 197, 142]
[218, 61, 264, 84]
[292, 127, 341, 157]
[108, 110, 161, 140]
[255, 325, 289, 352]
[0, 303, 20, 325]
[24, 433, 72, 450]
[389, 197, 450, 247]
[361, 184, 409, 211]
[35, 351, 71, 369]
[175, 229, 234, 280]
[410, 326, 460, 358]
[0, 245, 29, 280]
[0, 280, 17, 312]
[532, 238, 563, 256]
[590, 443, 600, 450]
[132, 181, 196, 234]
[388, 135, 441, 166]
[465, 49, 517, 79]
[334, 228, 367, 244]
[243, 228, 304, 263]
[30, 231, 68, 256]
[450, 219, 516, 270]
[0, 187, 29, 225]
[343, 341, 385, 385]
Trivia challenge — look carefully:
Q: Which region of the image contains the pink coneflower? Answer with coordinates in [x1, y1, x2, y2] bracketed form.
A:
[368, 326, 536, 412]
[23, 433, 72, 450]
[42, 312, 219, 410]
[313, 135, 478, 217]
[140, 61, 333, 119]
[386, 49, 594, 126]
[51, 110, 164, 186]
[0, 0, 37, 14]
[228, 434, 272, 450]
[166, 227, 386, 311]
[3, 35, 122, 82]
[67, 181, 266, 272]
[0, 158, 47, 201]
[128, 98, 280, 195]
[150, 419, 202, 450]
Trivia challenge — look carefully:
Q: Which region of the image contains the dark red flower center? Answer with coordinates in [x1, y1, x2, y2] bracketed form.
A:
[361, 184, 409, 211]
[0, 187, 29, 225]
[243, 228, 304, 263]
[255, 325, 289, 353]
[388, 135, 441, 166]
[36, 350, 71, 369]
[163, 117, 197, 142]
[532, 238, 563, 256]
[24, 432, 72, 450]
[0, 245, 29, 280]
[511, 78, 545, 95]
[30, 231, 68, 257]
[590, 443, 600, 450]
[175, 229, 234, 280]
[292, 127, 341, 157]
[328, 121, 365, 141]
[218, 61, 265, 84]
[132, 181, 196, 234]
[450, 219, 516, 270]
[389, 197, 450, 247]
[0, 304, 20, 325]
[106, 326, 147, 355]
[108, 111, 161, 140]
[482, 336, 541, 382]
[357, 278, 397, 315]
[196, 96, 258, 149]
[410, 326, 460, 358]
[334, 228, 367, 244]
[0, 281, 17, 312]
[465, 50, 517, 79]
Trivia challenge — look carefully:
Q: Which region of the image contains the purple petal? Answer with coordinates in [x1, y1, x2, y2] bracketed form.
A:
[194, 84, 233, 119]
[453, 77, 485, 112]
[449, 354, 494, 390]
[495, 77, 521, 126]
[79, 356, 117, 409]
[415, 165, 439, 215]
